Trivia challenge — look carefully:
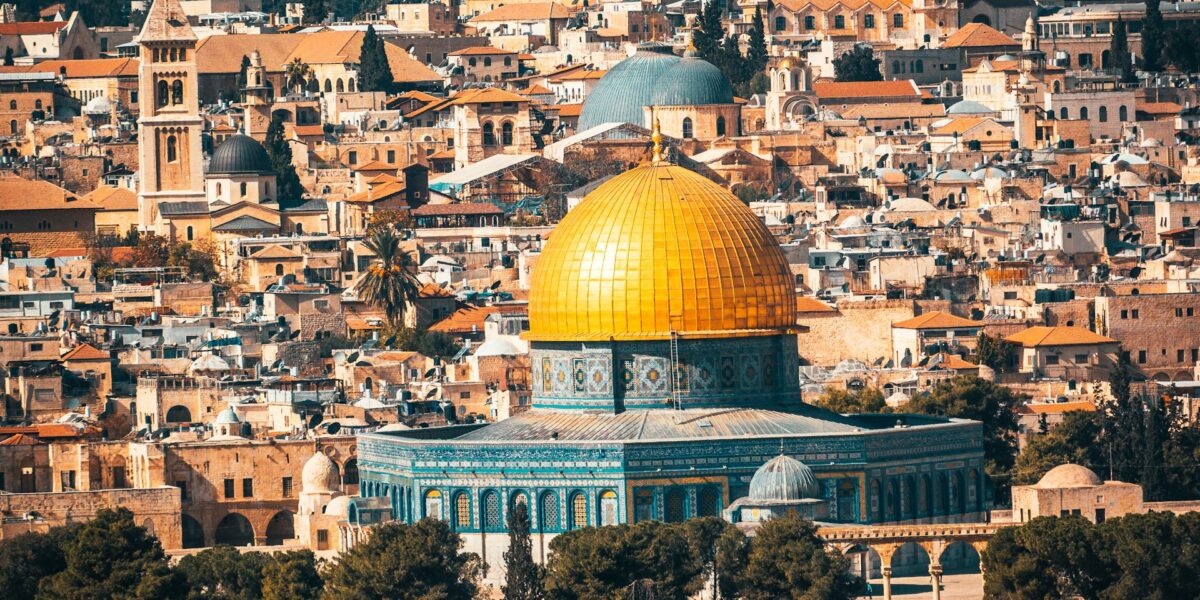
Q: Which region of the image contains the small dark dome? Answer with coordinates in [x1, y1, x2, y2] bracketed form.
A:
[579, 44, 681, 130]
[208, 134, 273, 175]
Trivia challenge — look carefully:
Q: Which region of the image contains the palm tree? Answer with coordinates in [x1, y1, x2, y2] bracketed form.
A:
[355, 227, 421, 327]
[285, 58, 314, 95]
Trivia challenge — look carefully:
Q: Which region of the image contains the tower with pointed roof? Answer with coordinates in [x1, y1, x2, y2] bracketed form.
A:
[241, 50, 272, 140]
[136, 0, 205, 233]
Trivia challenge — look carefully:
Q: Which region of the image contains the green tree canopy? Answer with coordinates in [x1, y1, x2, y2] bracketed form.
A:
[545, 522, 704, 600]
[355, 228, 421, 328]
[1012, 410, 1102, 485]
[322, 519, 481, 600]
[261, 551, 323, 600]
[810, 387, 886, 414]
[37, 508, 183, 600]
[503, 502, 545, 600]
[734, 514, 858, 600]
[905, 376, 1025, 498]
[358, 25, 394, 94]
[0, 523, 80, 599]
[833, 45, 882, 82]
[1141, 0, 1165, 71]
[263, 115, 306, 209]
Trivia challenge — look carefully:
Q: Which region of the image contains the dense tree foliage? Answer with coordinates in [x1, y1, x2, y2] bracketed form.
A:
[736, 515, 857, 600]
[984, 512, 1200, 599]
[546, 516, 854, 600]
[1142, 0, 1165, 71]
[503, 502, 546, 600]
[1110, 18, 1136, 83]
[36, 508, 183, 600]
[263, 115, 306, 209]
[833, 45, 882, 82]
[260, 552, 324, 600]
[809, 387, 886, 414]
[905, 376, 1025, 499]
[974, 333, 1012, 372]
[692, 0, 769, 97]
[1012, 410, 1101, 485]
[0, 523, 81, 600]
[322, 519, 481, 600]
[358, 25, 394, 94]
[1164, 26, 1200, 74]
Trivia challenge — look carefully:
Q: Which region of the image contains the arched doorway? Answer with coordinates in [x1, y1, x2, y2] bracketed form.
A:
[971, 14, 991, 26]
[342, 458, 359, 486]
[165, 405, 192, 423]
[182, 514, 205, 548]
[265, 510, 295, 545]
[214, 513, 254, 546]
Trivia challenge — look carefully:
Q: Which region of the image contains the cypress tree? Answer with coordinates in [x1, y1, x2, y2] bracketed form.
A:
[1142, 0, 1164, 71]
[747, 5, 768, 73]
[693, 0, 724, 64]
[502, 502, 545, 600]
[263, 115, 305, 210]
[359, 25, 394, 94]
[1111, 17, 1136, 83]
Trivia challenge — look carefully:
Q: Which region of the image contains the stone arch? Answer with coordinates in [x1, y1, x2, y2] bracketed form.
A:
[539, 490, 560, 531]
[342, 458, 358, 486]
[165, 405, 192, 423]
[841, 543, 883, 580]
[891, 540, 932, 576]
[214, 512, 254, 546]
[265, 510, 295, 545]
[972, 14, 991, 25]
[182, 514, 205, 548]
[937, 540, 981, 574]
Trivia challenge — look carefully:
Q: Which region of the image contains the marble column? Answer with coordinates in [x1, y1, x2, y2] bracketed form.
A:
[929, 564, 943, 600]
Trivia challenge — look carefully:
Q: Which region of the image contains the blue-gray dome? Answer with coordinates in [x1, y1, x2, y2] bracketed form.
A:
[947, 100, 995, 115]
[208, 134, 273, 175]
[748, 454, 820, 502]
[651, 55, 734, 106]
[579, 43, 681, 130]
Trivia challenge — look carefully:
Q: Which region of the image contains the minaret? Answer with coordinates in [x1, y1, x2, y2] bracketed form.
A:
[1022, 12, 1039, 53]
[136, 0, 206, 233]
[242, 50, 272, 140]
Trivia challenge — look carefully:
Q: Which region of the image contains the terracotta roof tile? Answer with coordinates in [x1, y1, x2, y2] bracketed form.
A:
[942, 22, 1019, 48]
[0, 21, 67, 35]
[62, 343, 110, 361]
[449, 46, 517, 56]
[796, 296, 836, 312]
[813, 80, 919, 100]
[468, 2, 573, 22]
[0, 177, 95, 210]
[26, 58, 139, 78]
[1005, 326, 1116, 347]
[82, 185, 138, 210]
[892, 311, 981, 329]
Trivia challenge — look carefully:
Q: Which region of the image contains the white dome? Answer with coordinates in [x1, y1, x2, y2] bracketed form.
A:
[889, 197, 937, 212]
[84, 95, 113, 115]
[1101, 152, 1148, 166]
[302, 452, 341, 493]
[932, 169, 971, 182]
[215, 406, 241, 424]
[324, 495, 352, 518]
[1113, 171, 1149, 188]
[748, 454, 820, 502]
[189, 353, 230, 373]
[474, 338, 520, 357]
[1036, 464, 1102, 488]
[838, 215, 867, 229]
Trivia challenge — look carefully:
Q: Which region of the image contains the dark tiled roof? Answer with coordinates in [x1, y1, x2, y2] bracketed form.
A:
[213, 215, 279, 231]
[159, 201, 210, 216]
[285, 199, 328, 212]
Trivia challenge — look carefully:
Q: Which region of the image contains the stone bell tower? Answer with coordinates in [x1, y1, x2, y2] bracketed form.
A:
[242, 50, 273, 140]
[136, 0, 205, 233]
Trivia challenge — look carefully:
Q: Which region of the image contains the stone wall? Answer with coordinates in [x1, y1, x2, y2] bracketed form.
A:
[796, 299, 921, 366]
[0, 486, 182, 549]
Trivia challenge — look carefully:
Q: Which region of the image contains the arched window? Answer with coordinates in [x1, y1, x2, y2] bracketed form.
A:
[893, 13, 903, 27]
[336, 79, 344, 93]
[169, 48, 177, 61]
[8, 120, 15, 135]
[264, 181, 270, 197]
[454, 492, 471, 529]
[539, 492, 560, 531]
[804, 15, 815, 30]
[186, 226, 194, 241]
[482, 491, 501, 530]
[774, 16, 786, 31]
[501, 121, 513, 146]
[157, 80, 169, 107]
[1099, 106, 1108, 122]
[7, 100, 14, 109]
[482, 122, 495, 146]
[834, 15, 845, 28]
[915, 59, 924, 73]
[1052, 80, 1061, 93]
[864, 14, 874, 28]
[424, 489, 443, 519]
[166, 135, 178, 162]
[216, 182, 222, 196]
[484, 57, 492, 67]
[1079, 106, 1089, 120]
[324, 79, 332, 92]
[178, 48, 185, 61]
[504, 56, 512, 67]
[153, 48, 159, 62]
[1060, 107, 1068, 119]
[569, 492, 587, 529]
[348, 78, 355, 92]
[1119, 105, 1128, 121]
[469, 58, 477, 67]
[240, 182, 247, 197]
[893, 60, 901, 74]
[681, 117, 693, 139]
[171, 80, 183, 105]
[697, 487, 719, 517]
[275, 264, 284, 276]
[599, 490, 618, 526]
[716, 116, 726, 137]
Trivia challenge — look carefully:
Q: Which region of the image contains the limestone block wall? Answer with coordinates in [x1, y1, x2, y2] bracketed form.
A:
[0, 486, 182, 548]
[796, 300, 919, 366]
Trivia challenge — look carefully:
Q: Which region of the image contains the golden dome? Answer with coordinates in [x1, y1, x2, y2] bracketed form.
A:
[777, 57, 797, 70]
[527, 163, 796, 342]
